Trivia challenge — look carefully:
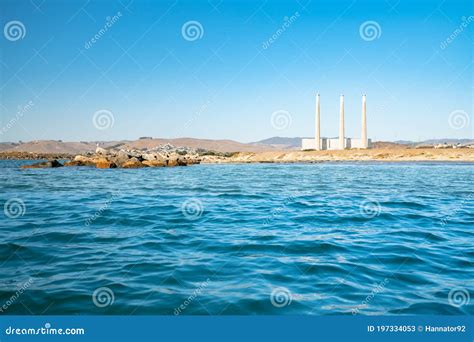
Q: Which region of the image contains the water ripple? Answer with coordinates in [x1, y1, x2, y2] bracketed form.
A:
[0, 161, 472, 315]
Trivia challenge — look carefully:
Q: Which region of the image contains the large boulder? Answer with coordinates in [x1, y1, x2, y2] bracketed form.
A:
[141, 153, 157, 161]
[126, 150, 144, 159]
[142, 160, 166, 167]
[95, 160, 117, 168]
[108, 150, 131, 167]
[122, 160, 147, 168]
[167, 158, 179, 167]
[73, 155, 97, 166]
[64, 160, 87, 166]
[95, 147, 108, 155]
[21, 160, 63, 169]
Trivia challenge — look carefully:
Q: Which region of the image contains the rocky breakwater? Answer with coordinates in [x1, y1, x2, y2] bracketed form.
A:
[21, 144, 202, 169]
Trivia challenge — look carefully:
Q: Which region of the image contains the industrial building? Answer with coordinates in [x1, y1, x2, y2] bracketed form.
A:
[301, 94, 371, 150]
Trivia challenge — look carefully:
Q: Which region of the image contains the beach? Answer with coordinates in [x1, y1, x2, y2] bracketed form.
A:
[203, 148, 474, 163]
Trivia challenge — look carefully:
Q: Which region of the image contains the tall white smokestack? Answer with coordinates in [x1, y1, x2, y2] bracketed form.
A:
[339, 94, 345, 150]
[361, 94, 368, 148]
[315, 93, 321, 150]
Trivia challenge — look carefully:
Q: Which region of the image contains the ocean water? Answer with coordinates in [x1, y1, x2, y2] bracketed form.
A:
[0, 160, 472, 315]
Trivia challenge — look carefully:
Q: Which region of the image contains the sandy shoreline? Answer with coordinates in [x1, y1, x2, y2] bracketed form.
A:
[202, 149, 474, 163]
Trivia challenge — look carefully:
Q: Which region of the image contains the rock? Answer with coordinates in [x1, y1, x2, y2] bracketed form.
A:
[142, 160, 166, 167]
[23, 144, 202, 169]
[167, 158, 179, 167]
[127, 150, 144, 159]
[95, 160, 117, 168]
[122, 160, 147, 168]
[96, 147, 108, 155]
[142, 153, 157, 161]
[21, 159, 63, 169]
[108, 150, 131, 167]
[176, 158, 188, 166]
[73, 155, 97, 166]
[64, 160, 86, 166]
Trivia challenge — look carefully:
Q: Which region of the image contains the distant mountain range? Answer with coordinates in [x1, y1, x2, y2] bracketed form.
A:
[0, 138, 279, 154]
[252, 137, 303, 149]
[253, 137, 474, 149]
[1, 137, 473, 154]
[397, 138, 474, 145]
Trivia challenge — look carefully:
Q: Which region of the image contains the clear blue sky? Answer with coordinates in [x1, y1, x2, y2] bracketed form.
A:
[0, 0, 472, 143]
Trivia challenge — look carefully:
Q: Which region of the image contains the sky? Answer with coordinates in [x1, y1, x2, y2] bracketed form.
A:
[0, 0, 472, 143]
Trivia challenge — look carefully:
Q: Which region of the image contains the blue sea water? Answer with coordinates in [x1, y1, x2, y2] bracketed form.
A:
[0, 160, 472, 315]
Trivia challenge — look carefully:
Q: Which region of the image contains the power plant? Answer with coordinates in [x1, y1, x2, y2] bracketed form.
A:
[302, 94, 371, 150]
